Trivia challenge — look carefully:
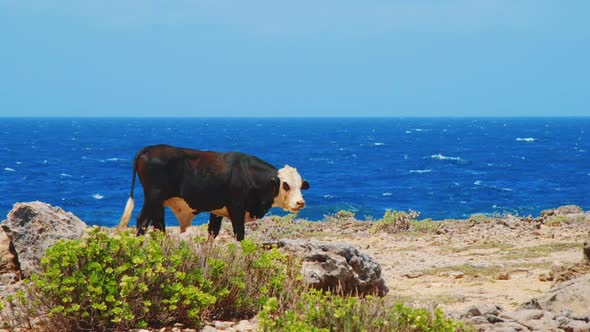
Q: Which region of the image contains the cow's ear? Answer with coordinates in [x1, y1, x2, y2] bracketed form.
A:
[301, 180, 310, 190]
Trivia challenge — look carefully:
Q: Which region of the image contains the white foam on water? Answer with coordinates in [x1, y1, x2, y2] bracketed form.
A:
[373, 142, 385, 146]
[382, 192, 392, 196]
[409, 169, 432, 174]
[516, 137, 535, 142]
[474, 180, 482, 185]
[431, 154, 462, 161]
[4, 167, 16, 172]
[93, 194, 104, 200]
[61, 173, 72, 177]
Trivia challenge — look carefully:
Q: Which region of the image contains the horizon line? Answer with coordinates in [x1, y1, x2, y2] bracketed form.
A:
[1, 115, 590, 119]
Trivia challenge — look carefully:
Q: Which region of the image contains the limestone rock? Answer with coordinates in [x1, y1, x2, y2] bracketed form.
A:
[274, 239, 389, 296]
[461, 304, 503, 318]
[0, 228, 19, 283]
[541, 205, 584, 218]
[1, 201, 87, 278]
[535, 274, 590, 318]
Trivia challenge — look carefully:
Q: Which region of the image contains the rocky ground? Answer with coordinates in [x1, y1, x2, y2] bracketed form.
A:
[181, 205, 590, 331]
[303, 210, 589, 312]
[1, 202, 590, 331]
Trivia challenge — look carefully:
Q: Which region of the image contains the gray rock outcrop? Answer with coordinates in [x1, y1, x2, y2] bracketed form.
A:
[273, 239, 388, 297]
[461, 274, 590, 331]
[541, 205, 584, 218]
[1, 201, 87, 278]
[531, 274, 590, 318]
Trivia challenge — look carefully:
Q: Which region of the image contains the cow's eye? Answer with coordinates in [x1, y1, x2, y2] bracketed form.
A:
[282, 182, 291, 191]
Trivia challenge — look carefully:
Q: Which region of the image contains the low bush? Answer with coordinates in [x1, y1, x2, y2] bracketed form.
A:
[1, 228, 469, 331]
[324, 210, 357, 223]
[259, 289, 470, 332]
[370, 210, 420, 234]
[0, 228, 301, 331]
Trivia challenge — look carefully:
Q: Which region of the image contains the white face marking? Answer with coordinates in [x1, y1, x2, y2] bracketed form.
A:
[163, 197, 196, 232]
[274, 165, 307, 213]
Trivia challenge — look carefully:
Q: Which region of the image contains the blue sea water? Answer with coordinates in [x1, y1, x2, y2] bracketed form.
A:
[1, 118, 589, 227]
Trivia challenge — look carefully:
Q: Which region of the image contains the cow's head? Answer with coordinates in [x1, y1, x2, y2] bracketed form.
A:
[273, 165, 310, 213]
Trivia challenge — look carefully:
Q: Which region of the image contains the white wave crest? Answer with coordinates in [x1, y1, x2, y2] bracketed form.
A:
[431, 154, 462, 161]
[4, 167, 16, 172]
[474, 180, 482, 185]
[60, 173, 73, 178]
[382, 192, 392, 196]
[409, 169, 432, 174]
[516, 137, 535, 142]
[93, 194, 104, 200]
[373, 142, 385, 146]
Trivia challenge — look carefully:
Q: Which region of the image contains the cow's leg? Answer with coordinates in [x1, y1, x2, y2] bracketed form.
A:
[228, 208, 246, 241]
[152, 206, 166, 233]
[136, 206, 151, 236]
[208, 214, 223, 238]
[137, 187, 166, 235]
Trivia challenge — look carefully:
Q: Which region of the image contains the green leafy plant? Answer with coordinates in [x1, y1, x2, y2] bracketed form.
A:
[370, 210, 420, 234]
[325, 210, 357, 223]
[1, 228, 301, 331]
[259, 289, 470, 332]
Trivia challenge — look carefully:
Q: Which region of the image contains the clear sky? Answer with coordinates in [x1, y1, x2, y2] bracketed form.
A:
[1, 1, 589, 117]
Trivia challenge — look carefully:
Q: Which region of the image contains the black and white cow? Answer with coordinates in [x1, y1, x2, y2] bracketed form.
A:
[116, 144, 310, 240]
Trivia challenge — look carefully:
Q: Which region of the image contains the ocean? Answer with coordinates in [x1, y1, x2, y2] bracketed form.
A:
[1, 118, 588, 227]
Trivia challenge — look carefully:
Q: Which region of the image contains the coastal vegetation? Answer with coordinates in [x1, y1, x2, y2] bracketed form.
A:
[1, 227, 468, 331]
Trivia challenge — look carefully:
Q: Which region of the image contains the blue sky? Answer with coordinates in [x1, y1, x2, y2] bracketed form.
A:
[0, 1, 589, 117]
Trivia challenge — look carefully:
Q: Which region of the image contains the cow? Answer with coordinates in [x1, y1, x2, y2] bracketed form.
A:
[116, 144, 310, 240]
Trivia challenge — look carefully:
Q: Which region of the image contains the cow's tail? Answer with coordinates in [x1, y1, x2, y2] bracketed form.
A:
[116, 153, 139, 233]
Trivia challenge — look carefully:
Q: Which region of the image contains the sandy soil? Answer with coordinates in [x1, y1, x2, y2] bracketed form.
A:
[241, 210, 590, 313]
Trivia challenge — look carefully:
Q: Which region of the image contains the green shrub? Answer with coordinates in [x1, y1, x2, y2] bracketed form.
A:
[545, 215, 568, 226]
[259, 289, 470, 332]
[325, 210, 357, 223]
[409, 219, 442, 233]
[370, 210, 420, 234]
[1, 228, 301, 331]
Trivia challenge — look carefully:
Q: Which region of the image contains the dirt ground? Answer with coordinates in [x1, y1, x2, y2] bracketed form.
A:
[165, 208, 590, 315]
[323, 229, 586, 312]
